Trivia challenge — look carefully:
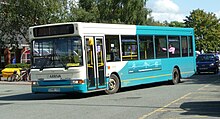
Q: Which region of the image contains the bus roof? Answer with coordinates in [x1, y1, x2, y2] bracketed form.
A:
[29, 22, 194, 40]
[136, 25, 194, 36]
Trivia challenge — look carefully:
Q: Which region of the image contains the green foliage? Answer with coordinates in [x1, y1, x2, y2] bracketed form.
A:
[0, 0, 154, 47]
[157, 21, 185, 27]
[0, 0, 70, 46]
[69, 0, 98, 22]
[184, 9, 220, 52]
[5, 63, 30, 68]
[168, 21, 185, 27]
[1, 1, 219, 53]
[69, 0, 153, 25]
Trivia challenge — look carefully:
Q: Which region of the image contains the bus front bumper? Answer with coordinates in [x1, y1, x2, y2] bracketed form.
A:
[31, 81, 87, 93]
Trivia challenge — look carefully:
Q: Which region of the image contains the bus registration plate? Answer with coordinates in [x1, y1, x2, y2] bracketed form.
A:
[48, 88, 60, 92]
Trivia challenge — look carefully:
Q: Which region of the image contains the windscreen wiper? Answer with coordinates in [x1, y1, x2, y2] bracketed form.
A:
[39, 54, 52, 71]
[54, 53, 69, 70]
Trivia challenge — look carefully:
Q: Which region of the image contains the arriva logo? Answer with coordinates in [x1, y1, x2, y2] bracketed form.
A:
[49, 74, 61, 78]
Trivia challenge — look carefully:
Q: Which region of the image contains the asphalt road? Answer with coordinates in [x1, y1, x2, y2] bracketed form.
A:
[0, 73, 219, 119]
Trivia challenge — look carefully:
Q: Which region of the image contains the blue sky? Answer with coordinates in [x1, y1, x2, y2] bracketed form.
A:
[146, 0, 220, 22]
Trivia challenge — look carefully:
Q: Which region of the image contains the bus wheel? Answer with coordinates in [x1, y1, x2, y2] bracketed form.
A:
[172, 68, 180, 84]
[105, 74, 120, 94]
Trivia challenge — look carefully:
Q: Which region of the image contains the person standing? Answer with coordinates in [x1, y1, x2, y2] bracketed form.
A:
[12, 54, 16, 64]
[4, 47, 11, 65]
[168, 44, 175, 54]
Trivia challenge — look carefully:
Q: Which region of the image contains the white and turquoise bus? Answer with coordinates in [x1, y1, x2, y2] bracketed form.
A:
[29, 22, 196, 94]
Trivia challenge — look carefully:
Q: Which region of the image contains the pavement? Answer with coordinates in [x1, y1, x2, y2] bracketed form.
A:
[0, 77, 31, 85]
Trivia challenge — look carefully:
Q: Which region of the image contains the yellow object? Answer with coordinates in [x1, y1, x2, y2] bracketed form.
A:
[66, 63, 80, 67]
[1, 68, 21, 78]
[89, 37, 94, 45]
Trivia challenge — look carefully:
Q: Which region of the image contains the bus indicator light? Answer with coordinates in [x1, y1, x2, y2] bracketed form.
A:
[72, 79, 84, 84]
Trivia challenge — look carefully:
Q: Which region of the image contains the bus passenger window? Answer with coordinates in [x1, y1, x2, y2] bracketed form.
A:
[105, 35, 120, 62]
[181, 36, 188, 57]
[155, 36, 167, 58]
[121, 35, 138, 61]
[188, 36, 193, 56]
[168, 36, 180, 57]
[139, 35, 154, 59]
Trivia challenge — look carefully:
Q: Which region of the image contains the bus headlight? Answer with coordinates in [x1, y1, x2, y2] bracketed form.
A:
[209, 63, 214, 66]
[32, 81, 38, 86]
[72, 79, 84, 84]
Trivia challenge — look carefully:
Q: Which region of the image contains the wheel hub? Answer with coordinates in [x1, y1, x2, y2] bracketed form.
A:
[109, 78, 116, 90]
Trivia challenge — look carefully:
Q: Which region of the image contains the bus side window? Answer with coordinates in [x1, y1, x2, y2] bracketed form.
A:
[105, 35, 121, 62]
[139, 35, 154, 60]
[188, 36, 193, 56]
[155, 36, 167, 58]
[181, 36, 188, 57]
[121, 35, 138, 61]
[168, 36, 180, 57]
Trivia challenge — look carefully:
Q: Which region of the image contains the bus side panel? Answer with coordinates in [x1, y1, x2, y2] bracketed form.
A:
[115, 57, 195, 88]
[175, 57, 196, 78]
[117, 59, 169, 87]
[161, 57, 196, 79]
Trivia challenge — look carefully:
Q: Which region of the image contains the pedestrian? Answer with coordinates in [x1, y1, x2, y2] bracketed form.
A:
[12, 55, 16, 64]
[4, 47, 11, 65]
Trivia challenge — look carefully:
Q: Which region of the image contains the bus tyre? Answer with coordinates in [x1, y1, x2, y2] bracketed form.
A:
[172, 68, 180, 84]
[105, 74, 120, 94]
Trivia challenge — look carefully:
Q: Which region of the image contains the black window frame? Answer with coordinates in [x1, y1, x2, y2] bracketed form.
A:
[139, 35, 154, 60]
[105, 35, 121, 62]
[121, 35, 138, 61]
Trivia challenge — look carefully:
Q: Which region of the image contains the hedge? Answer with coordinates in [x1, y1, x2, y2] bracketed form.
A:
[5, 63, 30, 68]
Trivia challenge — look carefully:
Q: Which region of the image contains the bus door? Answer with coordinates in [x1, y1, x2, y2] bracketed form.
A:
[85, 37, 106, 90]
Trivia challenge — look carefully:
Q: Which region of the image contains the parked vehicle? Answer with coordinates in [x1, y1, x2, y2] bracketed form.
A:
[215, 54, 220, 67]
[196, 54, 219, 74]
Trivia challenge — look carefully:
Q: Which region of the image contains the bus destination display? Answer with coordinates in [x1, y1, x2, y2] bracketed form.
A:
[33, 24, 74, 37]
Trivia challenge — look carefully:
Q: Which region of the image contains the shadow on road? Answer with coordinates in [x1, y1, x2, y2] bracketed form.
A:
[0, 80, 173, 101]
[0, 81, 173, 101]
[179, 73, 220, 118]
[0, 91, 107, 101]
[119, 81, 171, 93]
[180, 101, 220, 117]
[181, 73, 219, 85]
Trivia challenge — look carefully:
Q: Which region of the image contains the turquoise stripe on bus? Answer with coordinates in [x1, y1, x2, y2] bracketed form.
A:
[136, 25, 194, 36]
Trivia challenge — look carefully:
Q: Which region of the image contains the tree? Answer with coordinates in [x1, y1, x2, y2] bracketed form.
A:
[97, 0, 152, 25]
[69, 0, 153, 25]
[184, 9, 220, 52]
[0, 0, 70, 46]
[0, 0, 155, 48]
[69, 0, 99, 22]
[168, 21, 185, 27]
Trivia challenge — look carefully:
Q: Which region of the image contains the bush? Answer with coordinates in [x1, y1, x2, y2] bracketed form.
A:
[5, 63, 30, 68]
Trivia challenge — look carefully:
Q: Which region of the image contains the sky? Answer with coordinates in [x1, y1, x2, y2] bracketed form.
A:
[146, 0, 220, 22]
